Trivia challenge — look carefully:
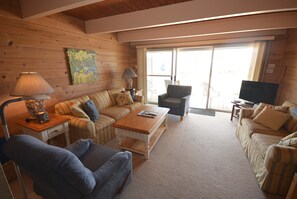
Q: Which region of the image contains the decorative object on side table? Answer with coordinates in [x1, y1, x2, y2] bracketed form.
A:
[122, 67, 137, 90]
[0, 71, 54, 199]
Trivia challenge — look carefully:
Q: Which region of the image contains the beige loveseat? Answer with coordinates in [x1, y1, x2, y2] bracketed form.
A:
[236, 101, 297, 196]
[55, 88, 143, 144]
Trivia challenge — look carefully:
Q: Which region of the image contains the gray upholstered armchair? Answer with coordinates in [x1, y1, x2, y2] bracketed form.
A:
[4, 135, 132, 199]
[158, 84, 192, 121]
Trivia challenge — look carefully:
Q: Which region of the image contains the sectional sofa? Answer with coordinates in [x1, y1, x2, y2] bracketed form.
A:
[236, 101, 297, 195]
[55, 88, 143, 145]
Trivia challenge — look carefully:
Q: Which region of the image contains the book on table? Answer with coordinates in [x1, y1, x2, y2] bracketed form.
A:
[137, 110, 158, 118]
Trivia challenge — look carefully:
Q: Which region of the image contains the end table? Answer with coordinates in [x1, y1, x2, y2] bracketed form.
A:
[17, 114, 70, 146]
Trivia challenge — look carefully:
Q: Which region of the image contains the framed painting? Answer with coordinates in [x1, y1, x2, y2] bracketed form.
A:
[66, 48, 98, 84]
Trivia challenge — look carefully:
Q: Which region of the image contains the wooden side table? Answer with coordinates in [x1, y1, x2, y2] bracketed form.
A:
[17, 114, 70, 146]
[230, 101, 253, 121]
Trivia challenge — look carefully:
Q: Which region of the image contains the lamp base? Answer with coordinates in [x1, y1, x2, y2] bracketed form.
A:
[25, 100, 46, 118]
[125, 88, 135, 100]
[125, 78, 133, 90]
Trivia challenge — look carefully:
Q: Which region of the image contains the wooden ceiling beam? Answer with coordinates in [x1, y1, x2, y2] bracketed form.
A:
[19, 0, 104, 19]
[130, 30, 287, 47]
[117, 12, 297, 42]
[85, 0, 297, 34]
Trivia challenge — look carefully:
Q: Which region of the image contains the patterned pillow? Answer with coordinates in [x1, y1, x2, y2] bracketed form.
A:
[279, 132, 297, 147]
[70, 103, 90, 120]
[83, 100, 100, 122]
[107, 88, 125, 105]
[115, 92, 134, 106]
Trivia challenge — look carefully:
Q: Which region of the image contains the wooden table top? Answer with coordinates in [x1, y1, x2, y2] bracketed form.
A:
[17, 114, 70, 132]
[113, 105, 169, 134]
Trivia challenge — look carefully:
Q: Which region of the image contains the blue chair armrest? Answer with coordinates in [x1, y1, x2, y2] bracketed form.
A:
[93, 151, 132, 188]
[66, 139, 92, 158]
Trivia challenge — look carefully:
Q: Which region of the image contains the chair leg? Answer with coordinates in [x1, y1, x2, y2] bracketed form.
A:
[180, 116, 183, 121]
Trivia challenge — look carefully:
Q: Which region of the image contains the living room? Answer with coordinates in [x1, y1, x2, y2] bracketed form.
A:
[1, 0, 297, 198]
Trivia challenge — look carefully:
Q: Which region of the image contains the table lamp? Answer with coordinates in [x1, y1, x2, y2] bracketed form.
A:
[11, 72, 54, 119]
[0, 72, 54, 199]
[122, 67, 137, 90]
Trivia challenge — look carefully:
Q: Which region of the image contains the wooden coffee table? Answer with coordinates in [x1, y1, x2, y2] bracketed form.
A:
[113, 105, 169, 159]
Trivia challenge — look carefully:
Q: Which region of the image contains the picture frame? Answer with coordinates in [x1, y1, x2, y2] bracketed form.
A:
[66, 48, 98, 84]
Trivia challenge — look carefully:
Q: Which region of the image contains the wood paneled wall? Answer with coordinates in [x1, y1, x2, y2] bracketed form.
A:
[261, 35, 287, 84]
[0, 0, 131, 136]
[279, 29, 297, 104]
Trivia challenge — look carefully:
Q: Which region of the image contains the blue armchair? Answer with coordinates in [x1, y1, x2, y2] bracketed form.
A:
[4, 135, 132, 199]
[158, 84, 192, 121]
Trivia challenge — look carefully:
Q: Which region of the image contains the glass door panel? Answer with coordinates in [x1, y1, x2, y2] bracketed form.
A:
[209, 45, 255, 111]
[176, 48, 213, 108]
[147, 76, 171, 103]
[147, 50, 173, 103]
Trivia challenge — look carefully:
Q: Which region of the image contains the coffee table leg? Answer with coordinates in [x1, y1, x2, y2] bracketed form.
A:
[144, 137, 150, 159]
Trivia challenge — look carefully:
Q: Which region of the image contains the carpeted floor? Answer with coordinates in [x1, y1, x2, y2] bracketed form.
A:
[189, 108, 216, 117]
[10, 112, 284, 199]
[110, 112, 284, 199]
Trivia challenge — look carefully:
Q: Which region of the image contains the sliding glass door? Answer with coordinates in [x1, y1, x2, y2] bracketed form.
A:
[209, 44, 255, 111]
[146, 43, 262, 111]
[146, 49, 173, 103]
[176, 48, 213, 109]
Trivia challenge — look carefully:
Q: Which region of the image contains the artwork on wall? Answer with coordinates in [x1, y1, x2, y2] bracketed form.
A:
[66, 48, 98, 84]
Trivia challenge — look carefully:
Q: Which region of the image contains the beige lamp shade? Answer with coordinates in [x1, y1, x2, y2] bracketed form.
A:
[10, 72, 54, 98]
[122, 67, 137, 79]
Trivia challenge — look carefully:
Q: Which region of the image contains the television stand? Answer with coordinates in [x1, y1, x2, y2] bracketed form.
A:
[230, 101, 253, 121]
[243, 101, 254, 106]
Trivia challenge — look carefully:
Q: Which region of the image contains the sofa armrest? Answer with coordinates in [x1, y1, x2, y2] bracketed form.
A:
[182, 95, 191, 101]
[265, 144, 297, 173]
[239, 108, 255, 125]
[63, 115, 96, 139]
[134, 95, 144, 104]
[182, 95, 191, 111]
[93, 151, 132, 188]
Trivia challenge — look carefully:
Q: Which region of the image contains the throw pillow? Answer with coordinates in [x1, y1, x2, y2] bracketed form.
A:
[115, 92, 134, 106]
[251, 103, 288, 119]
[279, 132, 297, 148]
[253, 106, 291, 131]
[274, 105, 289, 113]
[250, 103, 268, 118]
[70, 103, 90, 120]
[83, 100, 100, 122]
[107, 88, 125, 105]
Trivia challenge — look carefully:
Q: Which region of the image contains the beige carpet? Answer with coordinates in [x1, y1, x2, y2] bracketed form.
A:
[110, 112, 284, 199]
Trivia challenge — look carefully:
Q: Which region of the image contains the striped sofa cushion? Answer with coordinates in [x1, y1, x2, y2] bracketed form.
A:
[100, 107, 130, 120]
[55, 95, 90, 115]
[94, 114, 115, 132]
[89, 91, 112, 110]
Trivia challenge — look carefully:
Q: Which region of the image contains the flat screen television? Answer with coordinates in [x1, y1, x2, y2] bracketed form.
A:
[239, 80, 279, 105]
